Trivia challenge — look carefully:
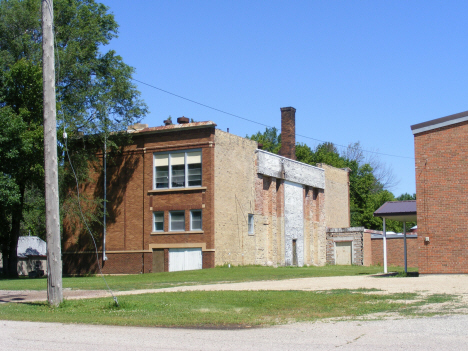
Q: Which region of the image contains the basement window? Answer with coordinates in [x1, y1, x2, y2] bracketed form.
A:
[154, 150, 202, 189]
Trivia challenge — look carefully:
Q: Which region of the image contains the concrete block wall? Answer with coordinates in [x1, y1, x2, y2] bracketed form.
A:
[414, 120, 468, 273]
[213, 130, 259, 266]
[317, 163, 350, 228]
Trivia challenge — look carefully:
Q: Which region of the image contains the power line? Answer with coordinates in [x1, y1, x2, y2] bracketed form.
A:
[131, 78, 415, 160]
[132, 78, 270, 128]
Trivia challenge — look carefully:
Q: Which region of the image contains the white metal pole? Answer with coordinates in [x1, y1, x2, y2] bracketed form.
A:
[383, 218, 387, 274]
[403, 222, 407, 273]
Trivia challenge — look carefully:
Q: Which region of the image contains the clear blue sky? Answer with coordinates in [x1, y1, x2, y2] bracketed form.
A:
[98, 0, 468, 197]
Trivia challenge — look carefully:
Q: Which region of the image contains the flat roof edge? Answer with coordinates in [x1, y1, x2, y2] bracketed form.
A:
[411, 110, 468, 135]
[373, 211, 417, 218]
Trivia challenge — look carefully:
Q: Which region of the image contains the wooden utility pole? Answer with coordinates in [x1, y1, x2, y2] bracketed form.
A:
[42, 0, 63, 306]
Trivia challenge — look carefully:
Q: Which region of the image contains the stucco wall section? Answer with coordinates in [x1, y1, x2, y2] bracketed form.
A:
[214, 130, 258, 266]
[326, 227, 365, 265]
[257, 150, 325, 189]
[317, 163, 350, 228]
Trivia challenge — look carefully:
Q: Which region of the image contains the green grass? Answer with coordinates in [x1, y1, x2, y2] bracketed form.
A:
[0, 290, 429, 327]
[398, 293, 458, 317]
[0, 265, 417, 291]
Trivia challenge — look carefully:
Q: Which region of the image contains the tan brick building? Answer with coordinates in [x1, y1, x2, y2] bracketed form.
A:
[412, 110, 468, 273]
[63, 107, 350, 274]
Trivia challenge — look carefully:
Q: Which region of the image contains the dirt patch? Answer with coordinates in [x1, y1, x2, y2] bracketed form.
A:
[0, 288, 109, 303]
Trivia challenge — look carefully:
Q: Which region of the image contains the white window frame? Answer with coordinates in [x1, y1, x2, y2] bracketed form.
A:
[153, 211, 164, 232]
[169, 210, 186, 231]
[248, 214, 254, 235]
[190, 210, 202, 231]
[153, 149, 202, 189]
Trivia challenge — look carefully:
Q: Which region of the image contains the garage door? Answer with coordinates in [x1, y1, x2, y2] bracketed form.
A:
[169, 248, 202, 272]
[335, 241, 352, 265]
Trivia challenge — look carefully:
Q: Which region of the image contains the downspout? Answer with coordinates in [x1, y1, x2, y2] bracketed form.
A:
[142, 149, 145, 273]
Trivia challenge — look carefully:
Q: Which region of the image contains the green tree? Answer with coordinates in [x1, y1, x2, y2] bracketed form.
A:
[247, 128, 410, 232]
[396, 193, 416, 201]
[0, 0, 147, 276]
[0, 58, 44, 276]
[248, 127, 281, 153]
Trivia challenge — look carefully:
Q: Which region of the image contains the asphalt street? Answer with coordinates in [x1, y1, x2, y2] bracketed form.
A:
[2, 315, 468, 350]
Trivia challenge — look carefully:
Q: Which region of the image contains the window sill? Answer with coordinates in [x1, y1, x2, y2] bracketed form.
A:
[148, 187, 207, 194]
[151, 230, 204, 235]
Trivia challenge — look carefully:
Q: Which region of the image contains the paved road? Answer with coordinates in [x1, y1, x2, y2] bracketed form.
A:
[2, 315, 468, 350]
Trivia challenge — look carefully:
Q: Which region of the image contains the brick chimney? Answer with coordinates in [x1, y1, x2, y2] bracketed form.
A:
[279, 107, 296, 160]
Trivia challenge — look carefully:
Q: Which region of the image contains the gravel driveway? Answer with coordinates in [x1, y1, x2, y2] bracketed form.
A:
[1, 274, 468, 304]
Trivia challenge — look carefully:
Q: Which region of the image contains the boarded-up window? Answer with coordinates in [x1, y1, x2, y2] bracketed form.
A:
[335, 241, 352, 265]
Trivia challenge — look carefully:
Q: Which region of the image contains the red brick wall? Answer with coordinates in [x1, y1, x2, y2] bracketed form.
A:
[414, 120, 468, 273]
[363, 232, 372, 266]
[370, 237, 418, 267]
[63, 253, 149, 275]
[63, 126, 217, 274]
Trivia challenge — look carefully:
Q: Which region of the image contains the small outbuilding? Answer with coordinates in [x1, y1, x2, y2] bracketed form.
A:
[17, 236, 47, 277]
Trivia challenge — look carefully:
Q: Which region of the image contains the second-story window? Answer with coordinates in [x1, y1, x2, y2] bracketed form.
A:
[154, 150, 202, 189]
[171, 153, 185, 188]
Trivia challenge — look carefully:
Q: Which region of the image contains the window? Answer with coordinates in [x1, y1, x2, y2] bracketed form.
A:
[154, 154, 169, 188]
[170, 153, 185, 187]
[154, 150, 202, 189]
[187, 151, 202, 186]
[190, 210, 202, 230]
[248, 214, 254, 234]
[153, 212, 164, 232]
[170, 211, 185, 231]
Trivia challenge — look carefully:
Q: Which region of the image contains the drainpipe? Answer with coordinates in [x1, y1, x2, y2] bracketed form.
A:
[103, 137, 108, 262]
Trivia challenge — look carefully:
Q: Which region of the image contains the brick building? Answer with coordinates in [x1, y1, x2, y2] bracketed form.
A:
[63, 107, 350, 274]
[411, 110, 468, 273]
[326, 228, 418, 267]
